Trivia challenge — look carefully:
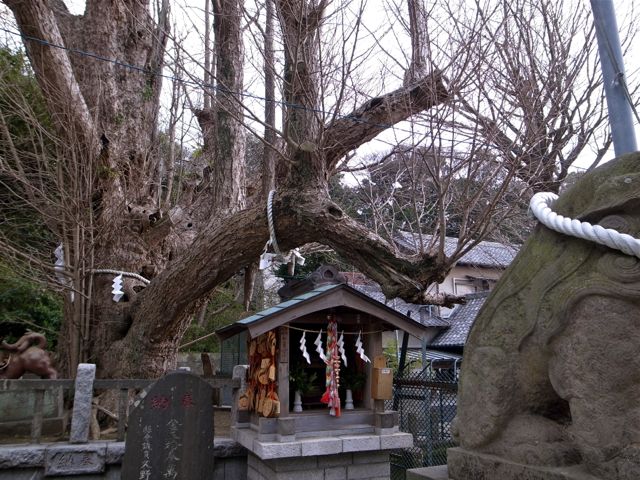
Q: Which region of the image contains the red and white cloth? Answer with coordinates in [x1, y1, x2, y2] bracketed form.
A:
[320, 315, 341, 417]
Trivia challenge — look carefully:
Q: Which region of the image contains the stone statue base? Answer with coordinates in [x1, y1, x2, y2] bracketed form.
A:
[447, 448, 601, 480]
[449, 155, 640, 480]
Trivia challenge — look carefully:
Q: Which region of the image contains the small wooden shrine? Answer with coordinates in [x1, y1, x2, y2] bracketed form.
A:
[217, 265, 441, 440]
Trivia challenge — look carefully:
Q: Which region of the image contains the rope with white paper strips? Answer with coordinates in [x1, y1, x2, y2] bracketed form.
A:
[355, 331, 370, 363]
[300, 331, 311, 364]
[286, 325, 383, 335]
[530, 192, 640, 258]
[259, 190, 306, 270]
[314, 329, 328, 363]
[267, 190, 283, 255]
[92, 269, 151, 303]
[91, 269, 151, 284]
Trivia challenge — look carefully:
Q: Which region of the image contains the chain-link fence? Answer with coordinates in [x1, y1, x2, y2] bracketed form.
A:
[387, 364, 459, 480]
[219, 331, 248, 376]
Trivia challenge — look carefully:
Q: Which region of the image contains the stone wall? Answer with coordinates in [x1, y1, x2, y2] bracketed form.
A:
[0, 439, 247, 480]
[0, 388, 65, 439]
[176, 352, 221, 376]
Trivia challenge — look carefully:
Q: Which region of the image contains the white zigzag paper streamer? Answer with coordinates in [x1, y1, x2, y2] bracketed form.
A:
[54, 244, 74, 302]
[300, 331, 311, 364]
[314, 330, 327, 363]
[112, 274, 124, 302]
[338, 331, 347, 366]
[355, 331, 370, 363]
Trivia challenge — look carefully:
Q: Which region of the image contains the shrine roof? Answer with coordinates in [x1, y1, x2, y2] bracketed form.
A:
[216, 283, 441, 341]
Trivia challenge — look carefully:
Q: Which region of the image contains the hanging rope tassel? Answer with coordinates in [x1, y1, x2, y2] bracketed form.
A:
[259, 190, 306, 270]
[320, 315, 341, 417]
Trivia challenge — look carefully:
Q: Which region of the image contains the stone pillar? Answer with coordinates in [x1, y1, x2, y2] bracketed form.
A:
[69, 363, 96, 443]
[231, 365, 250, 426]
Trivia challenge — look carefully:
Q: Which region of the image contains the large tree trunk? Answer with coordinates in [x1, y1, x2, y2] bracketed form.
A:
[8, 0, 451, 379]
[195, 0, 246, 219]
[6, 0, 172, 377]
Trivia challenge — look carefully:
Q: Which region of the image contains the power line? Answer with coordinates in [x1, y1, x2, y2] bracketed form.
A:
[0, 26, 432, 138]
[599, 28, 640, 125]
[3, 25, 612, 160]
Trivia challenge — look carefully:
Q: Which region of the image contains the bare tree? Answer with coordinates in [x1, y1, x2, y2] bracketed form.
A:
[444, 0, 627, 192]
[2, 0, 452, 378]
[5, 0, 631, 379]
[341, 0, 636, 270]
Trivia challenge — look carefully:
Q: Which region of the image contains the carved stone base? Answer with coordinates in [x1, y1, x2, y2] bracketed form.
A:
[447, 448, 602, 480]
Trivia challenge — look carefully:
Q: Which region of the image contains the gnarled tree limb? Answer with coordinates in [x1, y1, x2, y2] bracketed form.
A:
[128, 188, 462, 348]
[6, 0, 97, 152]
[323, 72, 449, 172]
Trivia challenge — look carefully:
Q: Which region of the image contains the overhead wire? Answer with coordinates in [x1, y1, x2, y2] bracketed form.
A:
[0, 26, 443, 140]
[593, 15, 640, 125]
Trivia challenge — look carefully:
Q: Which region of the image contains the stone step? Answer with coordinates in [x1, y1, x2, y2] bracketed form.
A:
[407, 465, 450, 480]
[447, 448, 603, 480]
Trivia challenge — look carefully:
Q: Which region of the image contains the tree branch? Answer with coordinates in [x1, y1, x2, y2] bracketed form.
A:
[129, 186, 466, 345]
[299, 195, 464, 306]
[5, 0, 97, 153]
[323, 71, 448, 172]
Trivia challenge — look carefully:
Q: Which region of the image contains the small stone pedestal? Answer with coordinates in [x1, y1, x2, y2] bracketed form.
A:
[447, 448, 601, 480]
[233, 419, 413, 480]
[248, 451, 391, 480]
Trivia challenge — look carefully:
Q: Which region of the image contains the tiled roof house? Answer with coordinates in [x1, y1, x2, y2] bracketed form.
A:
[428, 291, 489, 354]
[352, 234, 518, 356]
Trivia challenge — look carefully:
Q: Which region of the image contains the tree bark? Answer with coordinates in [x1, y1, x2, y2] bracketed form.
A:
[211, 0, 246, 214]
[6, 0, 173, 377]
[194, 0, 246, 218]
[7, 0, 453, 379]
[404, 0, 430, 86]
[6, 0, 97, 152]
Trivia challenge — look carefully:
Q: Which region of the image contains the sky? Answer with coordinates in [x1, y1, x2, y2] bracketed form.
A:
[1, 0, 638, 175]
[165, 0, 640, 173]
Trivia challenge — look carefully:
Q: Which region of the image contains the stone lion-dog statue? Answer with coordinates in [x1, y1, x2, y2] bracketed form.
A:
[452, 152, 640, 479]
[0, 332, 57, 379]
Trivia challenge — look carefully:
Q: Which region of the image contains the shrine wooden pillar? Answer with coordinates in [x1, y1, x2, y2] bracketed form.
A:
[277, 326, 289, 415]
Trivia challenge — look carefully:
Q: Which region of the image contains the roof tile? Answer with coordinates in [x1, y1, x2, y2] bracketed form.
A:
[395, 232, 519, 268]
[429, 292, 488, 347]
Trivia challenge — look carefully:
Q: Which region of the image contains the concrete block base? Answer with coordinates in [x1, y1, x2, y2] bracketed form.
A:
[447, 448, 602, 480]
[232, 426, 412, 460]
[247, 451, 391, 480]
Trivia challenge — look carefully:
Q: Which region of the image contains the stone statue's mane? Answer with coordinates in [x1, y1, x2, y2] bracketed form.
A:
[477, 155, 640, 352]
